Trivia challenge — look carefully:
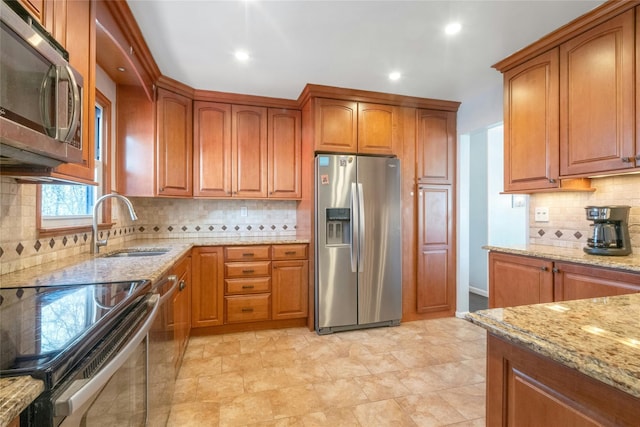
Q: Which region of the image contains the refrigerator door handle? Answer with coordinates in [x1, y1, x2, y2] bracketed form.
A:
[350, 182, 358, 273]
[357, 182, 365, 272]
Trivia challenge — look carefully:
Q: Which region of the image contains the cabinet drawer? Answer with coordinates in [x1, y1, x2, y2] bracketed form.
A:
[271, 244, 308, 260]
[225, 261, 271, 278]
[225, 277, 271, 295]
[225, 294, 271, 323]
[225, 245, 270, 261]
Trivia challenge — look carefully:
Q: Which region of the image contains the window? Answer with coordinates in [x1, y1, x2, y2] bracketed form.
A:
[39, 90, 112, 232]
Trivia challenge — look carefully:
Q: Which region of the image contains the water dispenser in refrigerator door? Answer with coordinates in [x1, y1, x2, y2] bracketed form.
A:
[326, 208, 351, 245]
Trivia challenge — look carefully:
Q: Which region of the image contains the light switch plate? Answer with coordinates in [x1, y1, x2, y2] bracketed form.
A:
[534, 207, 549, 222]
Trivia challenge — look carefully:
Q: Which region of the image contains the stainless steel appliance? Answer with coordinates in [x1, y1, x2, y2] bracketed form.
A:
[584, 205, 632, 256]
[0, 280, 160, 426]
[0, 0, 83, 169]
[315, 154, 401, 334]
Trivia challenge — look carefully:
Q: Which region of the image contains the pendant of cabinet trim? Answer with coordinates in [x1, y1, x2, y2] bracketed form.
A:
[194, 102, 301, 199]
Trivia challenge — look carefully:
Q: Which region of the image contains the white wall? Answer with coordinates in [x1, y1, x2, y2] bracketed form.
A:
[468, 130, 489, 296]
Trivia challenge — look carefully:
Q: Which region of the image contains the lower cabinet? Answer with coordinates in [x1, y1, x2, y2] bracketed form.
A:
[487, 334, 640, 427]
[489, 252, 640, 308]
[171, 255, 191, 372]
[192, 244, 308, 330]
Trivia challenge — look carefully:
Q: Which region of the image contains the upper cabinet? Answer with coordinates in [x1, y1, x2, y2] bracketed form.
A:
[559, 10, 635, 176]
[193, 102, 300, 199]
[313, 98, 399, 155]
[503, 49, 559, 192]
[495, 3, 640, 192]
[416, 109, 456, 185]
[156, 88, 193, 197]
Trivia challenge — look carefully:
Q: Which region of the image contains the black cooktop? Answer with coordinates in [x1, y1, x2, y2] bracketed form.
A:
[0, 280, 151, 388]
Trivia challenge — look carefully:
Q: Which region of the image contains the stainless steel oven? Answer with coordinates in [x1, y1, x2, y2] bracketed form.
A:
[0, 280, 160, 427]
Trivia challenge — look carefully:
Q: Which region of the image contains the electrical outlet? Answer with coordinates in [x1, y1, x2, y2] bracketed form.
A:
[241, 207, 248, 217]
[534, 207, 549, 222]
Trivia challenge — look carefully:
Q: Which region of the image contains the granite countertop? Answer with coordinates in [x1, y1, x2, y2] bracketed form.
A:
[0, 236, 310, 289]
[484, 244, 640, 273]
[466, 293, 640, 398]
[0, 377, 44, 426]
[0, 236, 309, 423]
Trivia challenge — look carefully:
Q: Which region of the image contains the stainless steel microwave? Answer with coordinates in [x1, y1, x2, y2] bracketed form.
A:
[0, 0, 83, 169]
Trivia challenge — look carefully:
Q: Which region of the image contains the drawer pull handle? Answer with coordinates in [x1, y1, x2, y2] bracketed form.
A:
[241, 307, 254, 313]
[284, 251, 297, 255]
[242, 285, 255, 289]
[242, 269, 255, 274]
[242, 253, 255, 257]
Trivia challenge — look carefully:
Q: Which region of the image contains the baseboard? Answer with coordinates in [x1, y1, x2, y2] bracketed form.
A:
[469, 286, 488, 298]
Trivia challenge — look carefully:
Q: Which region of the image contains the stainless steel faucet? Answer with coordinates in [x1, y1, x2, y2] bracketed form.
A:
[92, 193, 138, 254]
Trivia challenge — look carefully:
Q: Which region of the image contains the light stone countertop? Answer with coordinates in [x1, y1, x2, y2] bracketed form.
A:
[0, 236, 309, 423]
[484, 244, 640, 273]
[0, 376, 44, 427]
[466, 293, 640, 398]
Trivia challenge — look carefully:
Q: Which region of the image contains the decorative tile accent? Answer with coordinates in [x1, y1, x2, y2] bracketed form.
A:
[0, 295, 3, 306]
[246, 226, 252, 230]
[181, 226, 187, 231]
[34, 241, 42, 252]
[16, 289, 23, 298]
[234, 226, 240, 231]
[208, 226, 214, 231]
[138, 226, 145, 232]
[538, 229, 545, 236]
[0, 247, 3, 258]
[555, 230, 563, 238]
[168, 226, 173, 231]
[574, 231, 582, 239]
[195, 226, 201, 231]
[222, 226, 227, 231]
[62, 237, 68, 246]
[16, 243, 24, 255]
[154, 226, 160, 232]
[73, 235, 78, 243]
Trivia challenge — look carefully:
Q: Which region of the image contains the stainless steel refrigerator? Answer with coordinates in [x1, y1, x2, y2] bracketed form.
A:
[315, 154, 402, 334]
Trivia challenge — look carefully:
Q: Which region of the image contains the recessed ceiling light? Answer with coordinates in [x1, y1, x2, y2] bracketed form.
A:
[444, 22, 462, 35]
[389, 71, 401, 81]
[234, 50, 250, 61]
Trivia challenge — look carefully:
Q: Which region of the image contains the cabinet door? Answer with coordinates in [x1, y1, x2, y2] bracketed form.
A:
[232, 105, 267, 198]
[172, 256, 191, 372]
[357, 103, 399, 155]
[157, 88, 193, 197]
[193, 102, 232, 197]
[18, 0, 46, 27]
[560, 10, 635, 176]
[503, 49, 560, 191]
[489, 252, 553, 308]
[314, 98, 358, 153]
[268, 109, 301, 199]
[416, 110, 455, 184]
[272, 260, 308, 320]
[416, 185, 455, 314]
[191, 247, 224, 328]
[52, 0, 96, 183]
[554, 262, 640, 301]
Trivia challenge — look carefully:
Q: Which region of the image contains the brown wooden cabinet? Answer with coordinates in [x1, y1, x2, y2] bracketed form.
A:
[416, 109, 456, 185]
[272, 244, 309, 320]
[416, 184, 455, 315]
[489, 252, 554, 308]
[487, 334, 640, 427]
[171, 255, 191, 372]
[489, 252, 640, 308]
[268, 108, 302, 198]
[503, 49, 560, 192]
[553, 261, 640, 301]
[157, 87, 193, 197]
[193, 101, 232, 197]
[191, 247, 224, 328]
[559, 10, 635, 176]
[313, 98, 399, 155]
[232, 105, 268, 198]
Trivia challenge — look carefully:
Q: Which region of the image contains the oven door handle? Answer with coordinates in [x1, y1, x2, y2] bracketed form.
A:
[54, 294, 160, 417]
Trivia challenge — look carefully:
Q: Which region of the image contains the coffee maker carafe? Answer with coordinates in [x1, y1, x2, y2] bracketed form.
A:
[584, 206, 632, 256]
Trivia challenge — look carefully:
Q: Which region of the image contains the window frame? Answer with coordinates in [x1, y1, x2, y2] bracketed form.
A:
[37, 89, 114, 237]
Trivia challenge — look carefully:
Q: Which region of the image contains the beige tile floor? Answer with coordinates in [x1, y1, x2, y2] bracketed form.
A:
[168, 317, 487, 427]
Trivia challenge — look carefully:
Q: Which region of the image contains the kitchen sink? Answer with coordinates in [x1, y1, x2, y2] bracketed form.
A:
[104, 248, 170, 258]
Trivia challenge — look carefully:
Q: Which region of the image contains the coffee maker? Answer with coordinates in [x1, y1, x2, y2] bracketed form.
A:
[584, 206, 632, 256]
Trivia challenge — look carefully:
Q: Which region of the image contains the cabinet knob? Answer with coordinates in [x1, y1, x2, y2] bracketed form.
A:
[548, 178, 556, 184]
[179, 280, 186, 291]
[552, 267, 559, 273]
[621, 157, 632, 163]
[635, 154, 640, 161]
[540, 266, 548, 271]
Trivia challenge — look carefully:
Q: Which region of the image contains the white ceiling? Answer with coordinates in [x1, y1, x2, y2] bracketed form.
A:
[126, 0, 604, 105]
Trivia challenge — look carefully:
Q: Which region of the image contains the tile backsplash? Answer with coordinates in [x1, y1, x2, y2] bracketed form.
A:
[0, 177, 297, 275]
[529, 174, 640, 249]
